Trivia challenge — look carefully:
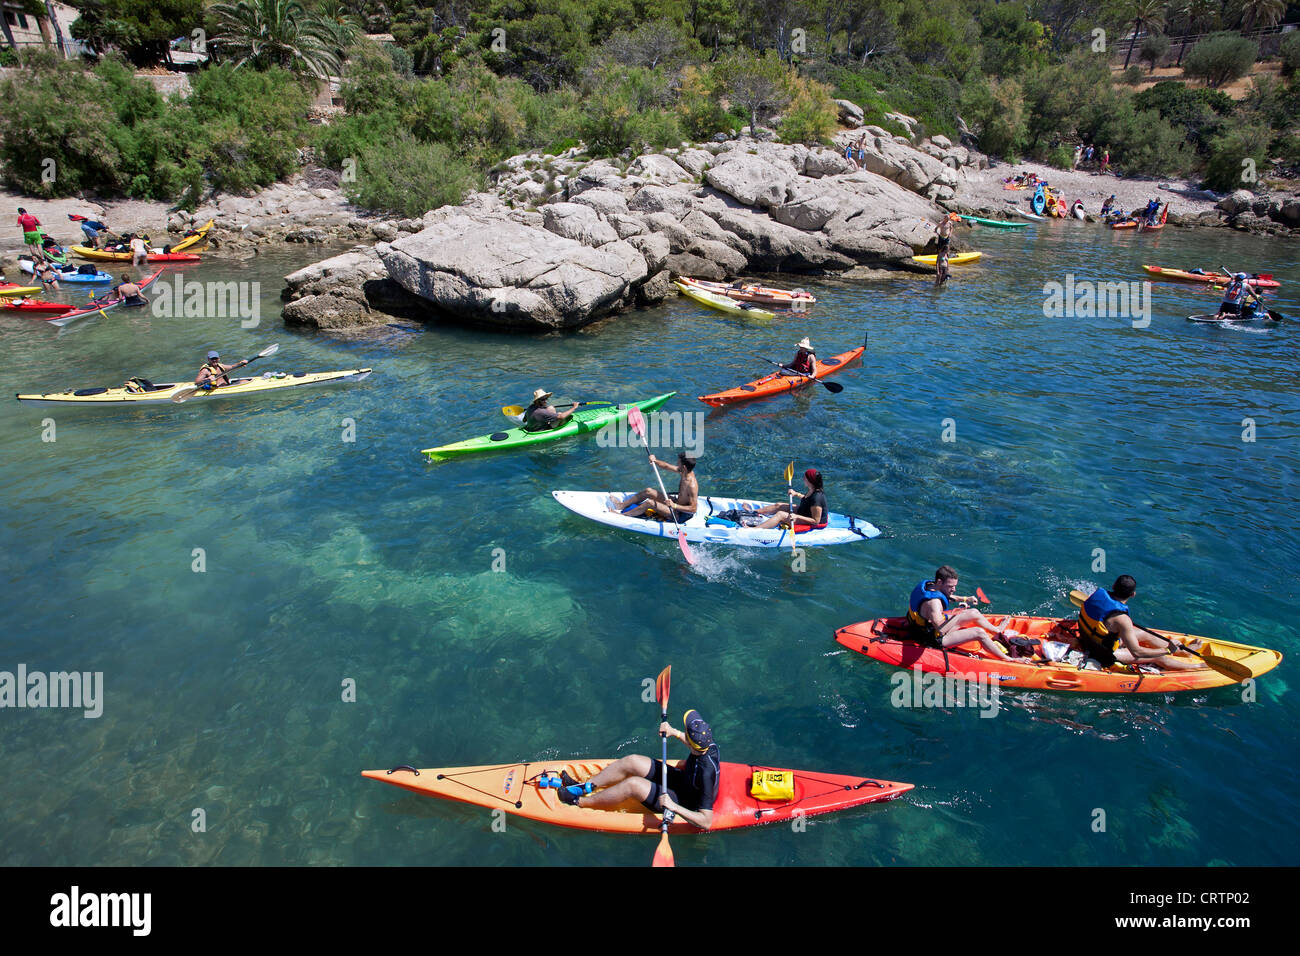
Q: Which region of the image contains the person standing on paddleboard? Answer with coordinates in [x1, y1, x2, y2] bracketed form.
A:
[754, 467, 828, 531]
[608, 453, 699, 524]
[194, 349, 251, 389]
[520, 388, 579, 431]
[1076, 576, 1204, 671]
[907, 566, 1020, 663]
[1215, 274, 1261, 320]
[555, 709, 718, 830]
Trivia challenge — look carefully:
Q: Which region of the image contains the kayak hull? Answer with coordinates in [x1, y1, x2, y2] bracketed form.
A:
[1, 300, 74, 314]
[45, 268, 164, 326]
[909, 252, 982, 267]
[552, 490, 881, 547]
[421, 392, 676, 460]
[363, 760, 912, 834]
[16, 369, 372, 406]
[834, 616, 1282, 694]
[959, 215, 1028, 229]
[1143, 266, 1280, 289]
[71, 220, 212, 262]
[0, 284, 42, 297]
[698, 346, 863, 406]
[19, 257, 113, 283]
[678, 276, 817, 307]
[674, 281, 775, 318]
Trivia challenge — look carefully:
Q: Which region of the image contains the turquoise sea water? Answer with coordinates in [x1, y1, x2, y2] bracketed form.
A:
[1, 223, 1296, 867]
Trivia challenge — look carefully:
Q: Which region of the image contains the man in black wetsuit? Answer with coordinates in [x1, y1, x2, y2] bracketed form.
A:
[557, 710, 719, 830]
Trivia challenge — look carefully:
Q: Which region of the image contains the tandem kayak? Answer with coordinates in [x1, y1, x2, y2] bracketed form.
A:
[363, 760, 912, 834]
[909, 252, 982, 267]
[959, 215, 1027, 229]
[551, 490, 881, 548]
[674, 281, 776, 318]
[698, 345, 863, 407]
[44, 268, 164, 327]
[1143, 266, 1281, 289]
[421, 392, 676, 461]
[834, 616, 1282, 694]
[18, 257, 113, 283]
[16, 369, 373, 407]
[677, 276, 817, 307]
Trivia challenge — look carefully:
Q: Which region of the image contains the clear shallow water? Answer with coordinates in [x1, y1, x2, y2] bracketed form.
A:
[1, 225, 1296, 867]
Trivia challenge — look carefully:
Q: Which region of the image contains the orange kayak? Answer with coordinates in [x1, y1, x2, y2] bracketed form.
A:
[363, 759, 911, 834]
[698, 345, 864, 407]
[1143, 266, 1280, 289]
[678, 277, 817, 307]
[834, 616, 1282, 694]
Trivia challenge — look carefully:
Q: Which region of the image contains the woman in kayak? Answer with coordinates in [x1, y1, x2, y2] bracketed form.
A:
[520, 389, 578, 431]
[608, 453, 698, 524]
[111, 274, 146, 306]
[782, 337, 816, 376]
[194, 349, 251, 389]
[907, 566, 1020, 663]
[555, 709, 718, 830]
[1076, 576, 1203, 671]
[754, 467, 828, 531]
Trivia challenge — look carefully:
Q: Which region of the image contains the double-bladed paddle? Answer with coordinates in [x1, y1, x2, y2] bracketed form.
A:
[651, 666, 674, 868]
[170, 344, 280, 404]
[1067, 589, 1251, 681]
[750, 355, 844, 393]
[500, 400, 613, 419]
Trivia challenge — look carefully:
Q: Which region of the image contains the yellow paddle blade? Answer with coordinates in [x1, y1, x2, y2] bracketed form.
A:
[651, 831, 674, 868]
[1068, 589, 1087, 608]
[784, 461, 794, 484]
[501, 405, 524, 417]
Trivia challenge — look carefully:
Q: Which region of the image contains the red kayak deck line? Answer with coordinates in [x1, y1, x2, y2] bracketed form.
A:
[698, 346, 864, 407]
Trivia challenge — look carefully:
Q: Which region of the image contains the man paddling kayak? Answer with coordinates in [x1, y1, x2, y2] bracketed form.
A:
[520, 388, 579, 431]
[608, 453, 699, 523]
[753, 467, 828, 531]
[908, 565, 1019, 663]
[555, 709, 718, 830]
[1076, 576, 1203, 671]
[195, 349, 251, 389]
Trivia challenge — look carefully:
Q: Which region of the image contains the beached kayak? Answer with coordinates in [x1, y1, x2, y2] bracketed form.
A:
[70, 220, 212, 262]
[698, 345, 863, 407]
[16, 369, 373, 407]
[678, 276, 817, 307]
[834, 615, 1282, 694]
[959, 215, 1027, 229]
[42, 268, 164, 327]
[1110, 220, 1138, 230]
[0, 283, 42, 297]
[552, 490, 881, 548]
[909, 252, 982, 267]
[363, 760, 912, 834]
[18, 257, 113, 283]
[1, 299, 74, 315]
[421, 392, 676, 461]
[1010, 208, 1046, 221]
[674, 281, 776, 318]
[1143, 266, 1281, 289]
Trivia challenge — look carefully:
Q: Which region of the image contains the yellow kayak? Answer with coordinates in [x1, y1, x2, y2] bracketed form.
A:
[0, 284, 42, 297]
[72, 219, 213, 262]
[16, 369, 372, 407]
[909, 252, 982, 267]
[674, 281, 776, 319]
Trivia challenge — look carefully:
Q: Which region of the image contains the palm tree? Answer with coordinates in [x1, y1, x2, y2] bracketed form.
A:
[1124, 0, 1168, 69]
[210, 0, 344, 79]
[1173, 0, 1217, 66]
[1239, 0, 1286, 34]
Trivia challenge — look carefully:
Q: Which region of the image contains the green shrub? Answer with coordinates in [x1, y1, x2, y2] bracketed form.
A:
[1282, 32, 1300, 77]
[1203, 124, 1270, 192]
[314, 111, 403, 169]
[1122, 65, 1145, 85]
[1183, 32, 1258, 88]
[960, 77, 1026, 157]
[343, 134, 480, 216]
[1046, 144, 1073, 169]
[1139, 33, 1170, 72]
[778, 77, 839, 145]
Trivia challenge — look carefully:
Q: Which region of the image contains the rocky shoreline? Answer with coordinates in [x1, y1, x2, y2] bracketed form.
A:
[4, 132, 1294, 333]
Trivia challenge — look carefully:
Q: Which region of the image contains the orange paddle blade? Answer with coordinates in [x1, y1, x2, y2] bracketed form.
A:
[655, 666, 671, 710]
[651, 831, 675, 867]
[976, 587, 989, 604]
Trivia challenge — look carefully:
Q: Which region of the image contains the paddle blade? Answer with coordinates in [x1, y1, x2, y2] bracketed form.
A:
[784, 461, 794, 484]
[627, 404, 647, 440]
[501, 405, 524, 417]
[257, 343, 280, 358]
[822, 380, 844, 393]
[170, 387, 199, 405]
[655, 666, 671, 712]
[651, 831, 675, 868]
[1068, 589, 1087, 608]
[1200, 652, 1253, 682]
[677, 530, 697, 566]
[976, 587, 989, 604]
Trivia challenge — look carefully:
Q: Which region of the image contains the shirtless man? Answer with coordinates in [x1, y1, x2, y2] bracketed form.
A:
[609, 453, 698, 524]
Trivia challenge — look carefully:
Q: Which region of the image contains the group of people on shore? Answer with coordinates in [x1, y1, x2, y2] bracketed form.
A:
[10, 207, 159, 311]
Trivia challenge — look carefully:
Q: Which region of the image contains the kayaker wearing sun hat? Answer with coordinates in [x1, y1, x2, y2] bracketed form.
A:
[784, 337, 816, 376]
[520, 388, 578, 432]
[554, 709, 718, 830]
[195, 349, 250, 389]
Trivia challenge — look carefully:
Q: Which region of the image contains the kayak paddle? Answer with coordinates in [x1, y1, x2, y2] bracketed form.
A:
[171, 344, 280, 404]
[651, 666, 674, 868]
[1066, 589, 1251, 681]
[783, 461, 797, 552]
[751, 355, 844, 393]
[500, 400, 613, 418]
[627, 405, 695, 566]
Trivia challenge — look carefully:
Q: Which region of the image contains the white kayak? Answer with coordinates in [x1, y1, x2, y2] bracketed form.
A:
[551, 490, 881, 548]
[1009, 207, 1046, 221]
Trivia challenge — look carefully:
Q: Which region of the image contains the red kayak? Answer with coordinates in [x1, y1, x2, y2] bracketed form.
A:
[45, 268, 165, 327]
[698, 343, 864, 407]
[1, 299, 74, 314]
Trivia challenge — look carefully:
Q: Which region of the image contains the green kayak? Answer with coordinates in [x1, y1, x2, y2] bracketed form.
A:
[421, 392, 676, 461]
[959, 215, 1028, 229]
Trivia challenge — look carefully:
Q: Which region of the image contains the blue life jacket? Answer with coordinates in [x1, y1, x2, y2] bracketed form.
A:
[907, 580, 949, 628]
[1079, 588, 1129, 650]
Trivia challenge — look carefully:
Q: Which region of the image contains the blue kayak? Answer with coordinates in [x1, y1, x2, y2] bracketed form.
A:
[19, 257, 112, 283]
